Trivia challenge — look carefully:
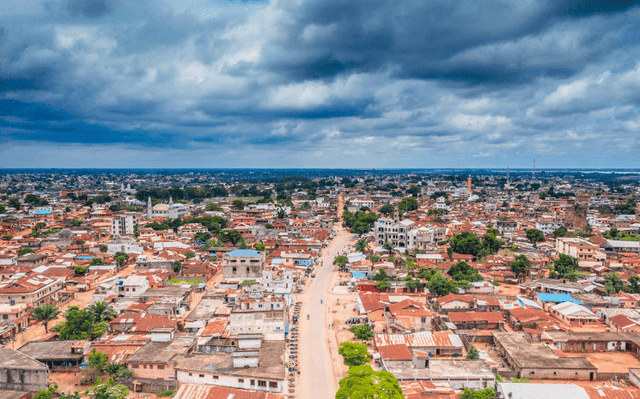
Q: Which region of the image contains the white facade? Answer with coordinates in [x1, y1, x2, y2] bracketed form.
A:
[112, 212, 138, 236]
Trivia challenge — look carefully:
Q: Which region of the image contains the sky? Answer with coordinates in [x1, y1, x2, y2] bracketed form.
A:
[1, 0, 640, 169]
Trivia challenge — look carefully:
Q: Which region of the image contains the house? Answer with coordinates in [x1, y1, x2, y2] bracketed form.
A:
[0, 348, 49, 392]
[110, 312, 177, 334]
[375, 332, 463, 357]
[125, 338, 193, 380]
[543, 331, 640, 353]
[556, 237, 598, 261]
[0, 274, 63, 306]
[384, 299, 434, 333]
[229, 295, 287, 340]
[222, 250, 266, 282]
[448, 312, 504, 330]
[492, 332, 597, 380]
[173, 340, 285, 394]
[382, 358, 495, 390]
[549, 302, 598, 326]
[435, 293, 475, 311]
[117, 275, 150, 299]
[15, 254, 48, 268]
[609, 315, 640, 332]
[18, 340, 90, 369]
[173, 385, 285, 399]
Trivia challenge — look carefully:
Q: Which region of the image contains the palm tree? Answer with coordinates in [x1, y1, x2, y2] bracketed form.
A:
[89, 301, 118, 322]
[30, 304, 60, 333]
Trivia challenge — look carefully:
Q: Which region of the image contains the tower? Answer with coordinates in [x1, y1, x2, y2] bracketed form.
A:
[394, 204, 399, 222]
[532, 159, 536, 182]
[467, 175, 472, 195]
[147, 197, 152, 219]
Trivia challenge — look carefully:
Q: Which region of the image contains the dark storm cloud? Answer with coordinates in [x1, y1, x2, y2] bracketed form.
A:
[1, 0, 640, 167]
[65, 0, 116, 18]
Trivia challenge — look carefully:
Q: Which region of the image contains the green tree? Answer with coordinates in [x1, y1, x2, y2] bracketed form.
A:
[449, 232, 482, 257]
[89, 378, 129, 399]
[185, 251, 195, 259]
[88, 349, 108, 372]
[448, 261, 483, 282]
[460, 387, 497, 399]
[605, 272, 624, 294]
[172, 260, 183, 273]
[376, 280, 391, 291]
[481, 232, 503, 254]
[239, 238, 248, 249]
[355, 239, 367, 253]
[384, 241, 394, 253]
[510, 255, 531, 278]
[467, 345, 479, 359]
[525, 229, 545, 246]
[338, 342, 370, 367]
[2, 234, 13, 241]
[349, 324, 374, 342]
[205, 201, 223, 211]
[74, 265, 89, 276]
[71, 218, 83, 227]
[0, 204, 5, 214]
[25, 194, 40, 205]
[369, 254, 381, 262]
[398, 197, 419, 215]
[33, 385, 80, 399]
[335, 365, 404, 399]
[628, 275, 640, 294]
[89, 257, 104, 266]
[553, 254, 579, 280]
[254, 242, 266, 251]
[333, 255, 349, 270]
[8, 198, 21, 209]
[89, 301, 118, 322]
[30, 304, 60, 334]
[54, 306, 106, 340]
[232, 199, 245, 209]
[220, 230, 243, 245]
[133, 224, 140, 238]
[379, 204, 395, 216]
[99, 245, 108, 252]
[239, 280, 257, 288]
[194, 231, 211, 242]
[427, 270, 458, 296]
[18, 247, 34, 256]
[104, 362, 133, 379]
[405, 277, 425, 291]
[553, 226, 569, 238]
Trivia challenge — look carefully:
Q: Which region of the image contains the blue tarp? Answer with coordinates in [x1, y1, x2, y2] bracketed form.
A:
[536, 293, 581, 304]
[351, 272, 369, 279]
[77, 256, 94, 260]
[285, 322, 290, 335]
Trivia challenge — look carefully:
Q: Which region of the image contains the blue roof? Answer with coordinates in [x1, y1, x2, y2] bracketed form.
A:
[536, 293, 581, 304]
[34, 210, 52, 215]
[77, 256, 94, 260]
[351, 272, 369, 279]
[227, 249, 261, 258]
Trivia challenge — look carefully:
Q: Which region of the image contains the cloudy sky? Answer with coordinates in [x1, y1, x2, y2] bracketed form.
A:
[1, 0, 640, 168]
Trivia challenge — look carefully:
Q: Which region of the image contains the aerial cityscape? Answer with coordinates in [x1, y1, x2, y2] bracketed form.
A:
[2, 1, 640, 399]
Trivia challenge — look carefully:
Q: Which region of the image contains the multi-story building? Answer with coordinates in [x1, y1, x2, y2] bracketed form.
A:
[535, 218, 564, 235]
[556, 237, 598, 261]
[147, 197, 189, 219]
[374, 218, 415, 248]
[0, 274, 63, 306]
[111, 212, 138, 236]
[222, 250, 266, 282]
[228, 294, 287, 339]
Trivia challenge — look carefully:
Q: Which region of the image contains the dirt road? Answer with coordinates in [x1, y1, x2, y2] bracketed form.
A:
[297, 223, 351, 399]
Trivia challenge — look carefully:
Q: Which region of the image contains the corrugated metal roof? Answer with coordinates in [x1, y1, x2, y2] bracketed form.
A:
[375, 332, 462, 348]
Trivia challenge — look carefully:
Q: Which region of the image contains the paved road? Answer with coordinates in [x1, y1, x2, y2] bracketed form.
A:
[297, 225, 351, 399]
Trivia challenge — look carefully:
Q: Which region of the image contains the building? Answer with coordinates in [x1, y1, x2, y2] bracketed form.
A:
[382, 358, 495, 390]
[147, 197, 189, 219]
[125, 338, 193, 380]
[374, 218, 415, 248]
[173, 340, 285, 394]
[228, 295, 287, 340]
[0, 274, 63, 306]
[18, 340, 90, 369]
[492, 332, 597, 380]
[0, 348, 49, 392]
[112, 212, 138, 236]
[222, 250, 266, 282]
[549, 302, 598, 326]
[556, 237, 598, 261]
[173, 385, 285, 399]
[536, 218, 564, 235]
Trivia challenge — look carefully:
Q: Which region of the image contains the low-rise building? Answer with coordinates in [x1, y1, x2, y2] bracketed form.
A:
[0, 348, 49, 392]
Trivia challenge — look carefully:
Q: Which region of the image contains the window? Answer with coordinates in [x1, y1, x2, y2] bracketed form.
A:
[421, 317, 426, 323]
[189, 373, 193, 376]
[250, 380, 255, 386]
[232, 267, 237, 274]
[246, 267, 250, 273]
[143, 365, 147, 369]
[213, 376, 219, 380]
[258, 380, 267, 387]
[269, 382, 278, 388]
[238, 379, 244, 383]
[199, 374, 205, 378]
[132, 365, 139, 369]
[149, 365, 153, 369]
[157, 365, 165, 370]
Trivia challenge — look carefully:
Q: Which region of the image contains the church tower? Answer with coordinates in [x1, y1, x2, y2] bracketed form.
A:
[147, 197, 152, 219]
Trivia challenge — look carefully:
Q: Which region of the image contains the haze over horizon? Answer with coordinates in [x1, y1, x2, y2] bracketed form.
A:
[1, 0, 640, 168]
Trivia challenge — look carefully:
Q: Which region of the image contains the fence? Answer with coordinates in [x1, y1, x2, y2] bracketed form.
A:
[119, 377, 178, 394]
[596, 372, 629, 382]
[496, 370, 520, 379]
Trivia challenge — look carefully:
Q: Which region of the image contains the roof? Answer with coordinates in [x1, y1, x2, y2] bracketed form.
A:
[435, 293, 474, 304]
[110, 312, 177, 332]
[498, 383, 589, 399]
[537, 293, 581, 304]
[377, 344, 412, 360]
[0, 348, 48, 370]
[226, 249, 262, 258]
[375, 332, 463, 348]
[551, 302, 596, 318]
[18, 341, 85, 361]
[174, 384, 284, 399]
[448, 311, 504, 323]
[125, 340, 192, 364]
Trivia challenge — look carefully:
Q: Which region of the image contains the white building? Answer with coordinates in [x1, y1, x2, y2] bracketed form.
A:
[112, 212, 138, 236]
[147, 197, 189, 219]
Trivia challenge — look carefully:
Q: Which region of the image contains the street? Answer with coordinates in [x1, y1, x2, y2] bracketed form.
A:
[297, 223, 351, 399]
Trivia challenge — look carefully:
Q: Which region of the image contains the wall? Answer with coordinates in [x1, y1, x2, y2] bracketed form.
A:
[120, 376, 178, 394]
[128, 363, 174, 380]
[175, 370, 283, 393]
[520, 367, 594, 380]
[0, 368, 49, 392]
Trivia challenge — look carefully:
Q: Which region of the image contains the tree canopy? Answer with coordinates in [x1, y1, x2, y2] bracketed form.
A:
[551, 254, 580, 281]
[53, 306, 108, 340]
[510, 255, 531, 278]
[338, 342, 370, 367]
[342, 210, 379, 235]
[447, 261, 483, 282]
[526, 229, 545, 245]
[335, 365, 404, 399]
[449, 232, 482, 257]
[30, 304, 60, 334]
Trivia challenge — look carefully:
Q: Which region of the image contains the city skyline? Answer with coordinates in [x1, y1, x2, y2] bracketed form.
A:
[2, 0, 640, 168]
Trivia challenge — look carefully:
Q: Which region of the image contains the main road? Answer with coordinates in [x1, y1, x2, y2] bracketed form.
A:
[297, 221, 351, 399]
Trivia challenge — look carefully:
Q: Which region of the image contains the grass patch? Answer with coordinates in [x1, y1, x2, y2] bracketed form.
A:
[169, 278, 203, 286]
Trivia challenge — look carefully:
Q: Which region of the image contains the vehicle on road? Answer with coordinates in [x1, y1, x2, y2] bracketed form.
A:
[320, 299, 323, 304]
[307, 314, 310, 320]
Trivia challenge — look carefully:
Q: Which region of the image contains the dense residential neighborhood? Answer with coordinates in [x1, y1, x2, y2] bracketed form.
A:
[0, 170, 638, 399]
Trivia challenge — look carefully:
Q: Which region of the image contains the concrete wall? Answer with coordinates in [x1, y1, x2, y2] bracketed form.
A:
[0, 368, 49, 392]
[176, 370, 283, 393]
[520, 367, 594, 381]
